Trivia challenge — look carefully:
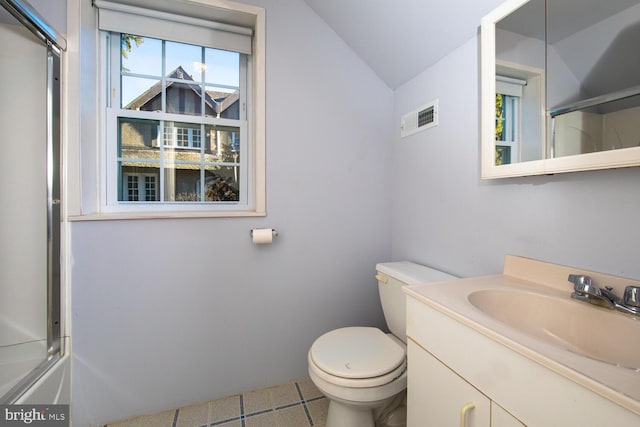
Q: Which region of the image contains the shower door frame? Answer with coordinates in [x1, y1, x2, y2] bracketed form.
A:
[0, 0, 65, 404]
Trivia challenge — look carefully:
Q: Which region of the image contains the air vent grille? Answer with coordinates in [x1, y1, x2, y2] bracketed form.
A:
[418, 106, 434, 127]
[401, 99, 439, 138]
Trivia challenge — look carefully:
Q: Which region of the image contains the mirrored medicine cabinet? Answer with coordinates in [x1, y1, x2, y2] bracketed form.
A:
[481, 0, 640, 178]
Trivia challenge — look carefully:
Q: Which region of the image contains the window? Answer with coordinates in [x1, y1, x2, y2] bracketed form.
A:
[124, 173, 157, 201]
[95, 0, 265, 216]
[495, 93, 519, 165]
[165, 126, 201, 149]
[495, 76, 525, 165]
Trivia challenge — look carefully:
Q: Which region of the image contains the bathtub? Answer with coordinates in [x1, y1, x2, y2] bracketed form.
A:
[0, 319, 69, 404]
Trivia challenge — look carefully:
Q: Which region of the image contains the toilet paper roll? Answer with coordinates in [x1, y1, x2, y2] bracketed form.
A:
[251, 228, 274, 244]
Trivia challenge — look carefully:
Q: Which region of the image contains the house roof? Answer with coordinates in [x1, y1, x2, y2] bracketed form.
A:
[124, 65, 239, 115]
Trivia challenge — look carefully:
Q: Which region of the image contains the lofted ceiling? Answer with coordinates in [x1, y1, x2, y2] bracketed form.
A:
[303, 0, 640, 90]
[498, 0, 640, 43]
[303, 0, 504, 89]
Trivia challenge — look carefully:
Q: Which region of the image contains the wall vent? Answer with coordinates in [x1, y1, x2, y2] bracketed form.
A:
[400, 99, 439, 138]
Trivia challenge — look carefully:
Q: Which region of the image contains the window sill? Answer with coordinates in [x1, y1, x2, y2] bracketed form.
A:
[68, 209, 266, 221]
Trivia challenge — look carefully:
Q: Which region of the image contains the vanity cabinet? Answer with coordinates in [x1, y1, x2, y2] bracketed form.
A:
[407, 340, 523, 427]
[405, 293, 640, 426]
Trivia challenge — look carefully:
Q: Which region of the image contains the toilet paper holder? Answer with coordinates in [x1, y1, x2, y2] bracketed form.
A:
[250, 228, 278, 244]
[250, 228, 278, 238]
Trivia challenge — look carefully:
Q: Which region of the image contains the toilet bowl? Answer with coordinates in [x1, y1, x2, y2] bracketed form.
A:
[308, 327, 407, 427]
[307, 261, 456, 427]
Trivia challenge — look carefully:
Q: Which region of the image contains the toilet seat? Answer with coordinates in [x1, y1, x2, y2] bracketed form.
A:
[309, 327, 406, 388]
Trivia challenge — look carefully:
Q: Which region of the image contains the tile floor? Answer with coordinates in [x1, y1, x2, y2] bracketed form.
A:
[101, 378, 328, 427]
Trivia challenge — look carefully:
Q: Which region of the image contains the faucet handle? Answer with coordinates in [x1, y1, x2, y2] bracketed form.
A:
[568, 274, 592, 292]
[623, 286, 640, 309]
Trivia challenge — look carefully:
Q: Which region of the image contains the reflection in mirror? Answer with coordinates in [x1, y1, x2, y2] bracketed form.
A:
[547, 0, 640, 158]
[495, 0, 545, 164]
[495, 0, 640, 163]
[552, 90, 640, 157]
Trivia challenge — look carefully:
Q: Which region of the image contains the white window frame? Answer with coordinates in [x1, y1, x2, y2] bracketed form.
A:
[96, 0, 265, 218]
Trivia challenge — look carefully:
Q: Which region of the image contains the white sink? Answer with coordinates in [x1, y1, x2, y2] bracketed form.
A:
[468, 288, 640, 369]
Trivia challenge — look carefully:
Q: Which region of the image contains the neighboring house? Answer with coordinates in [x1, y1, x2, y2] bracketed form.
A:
[120, 65, 240, 202]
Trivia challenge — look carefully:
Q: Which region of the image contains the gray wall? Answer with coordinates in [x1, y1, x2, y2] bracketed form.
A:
[70, 0, 392, 425]
[392, 35, 640, 281]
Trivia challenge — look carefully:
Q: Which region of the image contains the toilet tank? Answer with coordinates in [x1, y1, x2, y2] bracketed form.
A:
[376, 261, 456, 342]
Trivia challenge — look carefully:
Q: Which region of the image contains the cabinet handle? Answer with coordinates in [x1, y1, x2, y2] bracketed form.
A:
[459, 402, 475, 427]
[375, 274, 388, 284]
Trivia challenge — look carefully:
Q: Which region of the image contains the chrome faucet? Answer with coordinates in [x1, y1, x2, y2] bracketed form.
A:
[568, 274, 640, 315]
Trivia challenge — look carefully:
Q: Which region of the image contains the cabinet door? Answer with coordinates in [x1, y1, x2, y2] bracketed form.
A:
[492, 402, 526, 427]
[408, 340, 490, 427]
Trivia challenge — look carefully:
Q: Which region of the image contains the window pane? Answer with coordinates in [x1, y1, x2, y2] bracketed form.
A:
[118, 118, 161, 201]
[126, 174, 139, 201]
[165, 40, 203, 82]
[496, 94, 518, 142]
[121, 35, 162, 77]
[204, 167, 239, 202]
[164, 122, 202, 149]
[121, 168, 160, 201]
[495, 145, 511, 165]
[163, 163, 202, 202]
[119, 117, 160, 156]
[122, 76, 161, 110]
[204, 48, 239, 87]
[205, 87, 240, 119]
[165, 81, 205, 115]
[205, 125, 241, 162]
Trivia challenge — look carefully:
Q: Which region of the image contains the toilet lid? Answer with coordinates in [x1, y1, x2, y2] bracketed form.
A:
[309, 327, 405, 379]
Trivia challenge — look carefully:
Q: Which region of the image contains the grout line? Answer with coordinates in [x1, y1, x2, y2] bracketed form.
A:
[239, 394, 245, 427]
[295, 382, 314, 426]
[294, 382, 305, 402]
[274, 401, 302, 411]
[245, 408, 274, 418]
[172, 409, 179, 427]
[211, 417, 242, 426]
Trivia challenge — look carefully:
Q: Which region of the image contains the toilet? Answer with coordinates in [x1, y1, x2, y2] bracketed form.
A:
[308, 261, 456, 427]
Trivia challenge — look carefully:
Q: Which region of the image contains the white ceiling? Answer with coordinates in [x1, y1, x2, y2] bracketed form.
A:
[303, 0, 504, 89]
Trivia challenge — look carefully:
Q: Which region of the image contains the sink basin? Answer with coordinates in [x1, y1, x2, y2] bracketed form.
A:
[468, 288, 640, 369]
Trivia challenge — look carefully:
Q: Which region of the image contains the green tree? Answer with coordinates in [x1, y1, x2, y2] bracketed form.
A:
[121, 34, 144, 59]
[495, 93, 504, 141]
[121, 34, 144, 73]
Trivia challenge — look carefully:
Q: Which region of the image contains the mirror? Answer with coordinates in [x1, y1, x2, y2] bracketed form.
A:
[481, 0, 640, 178]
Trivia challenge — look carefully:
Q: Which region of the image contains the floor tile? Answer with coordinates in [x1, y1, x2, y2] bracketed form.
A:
[103, 379, 327, 427]
[244, 410, 278, 427]
[107, 417, 140, 427]
[276, 405, 311, 426]
[175, 402, 208, 427]
[138, 409, 176, 427]
[243, 387, 273, 415]
[270, 383, 301, 408]
[209, 394, 242, 424]
[296, 378, 323, 401]
[306, 398, 328, 426]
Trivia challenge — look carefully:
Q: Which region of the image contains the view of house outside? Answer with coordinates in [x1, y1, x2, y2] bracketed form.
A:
[117, 34, 243, 202]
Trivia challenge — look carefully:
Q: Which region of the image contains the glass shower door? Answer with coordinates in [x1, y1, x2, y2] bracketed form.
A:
[0, 0, 63, 403]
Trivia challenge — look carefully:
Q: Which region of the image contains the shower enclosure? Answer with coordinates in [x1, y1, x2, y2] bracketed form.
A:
[0, 0, 65, 403]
